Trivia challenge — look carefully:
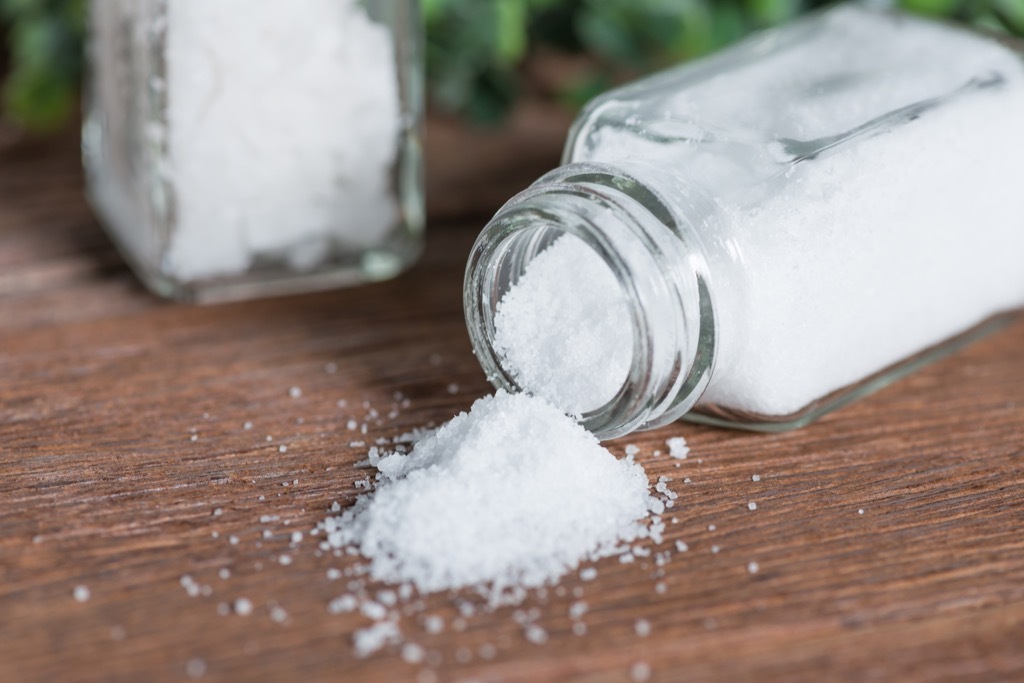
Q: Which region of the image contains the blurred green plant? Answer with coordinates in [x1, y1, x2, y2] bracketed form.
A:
[1, 0, 1023, 131]
[0, 0, 85, 131]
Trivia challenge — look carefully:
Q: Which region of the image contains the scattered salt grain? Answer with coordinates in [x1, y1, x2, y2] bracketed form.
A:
[630, 661, 652, 682]
[859, 509, 865, 515]
[278, 445, 288, 454]
[748, 561, 760, 575]
[748, 501, 758, 511]
[624, 444, 640, 457]
[524, 624, 549, 645]
[423, 615, 444, 635]
[401, 643, 425, 664]
[634, 618, 652, 637]
[234, 598, 254, 616]
[278, 554, 292, 566]
[353, 621, 400, 658]
[328, 595, 358, 614]
[73, 585, 91, 603]
[185, 658, 207, 679]
[580, 568, 598, 581]
[752, 474, 761, 482]
[675, 541, 688, 552]
[289, 387, 302, 399]
[666, 437, 689, 460]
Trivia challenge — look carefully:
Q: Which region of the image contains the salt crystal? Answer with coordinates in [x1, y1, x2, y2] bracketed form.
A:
[326, 568, 342, 581]
[422, 615, 444, 635]
[360, 601, 387, 621]
[748, 561, 760, 574]
[73, 585, 91, 603]
[328, 595, 358, 614]
[634, 619, 652, 637]
[675, 541, 688, 552]
[748, 501, 757, 511]
[572, 622, 588, 636]
[666, 437, 689, 460]
[752, 474, 761, 482]
[580, 567, 598, 581]
[624, 444, 640, 457]
[353, 621, 400, 658]
[234, 598, 253, 616]
[289, 387, 302, 399]
[278, 445, 288, 454]
[185, 658, 207, 679]
[278, 555, 292, 566]
[401, 643, 425, 664]
[524, 624, 548, 645]
[243, 421, 253, 430]
[270, 606, 289, 623]
[630, 662, 652, 682]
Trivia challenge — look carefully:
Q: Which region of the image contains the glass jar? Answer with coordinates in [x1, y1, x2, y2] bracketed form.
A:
[83, 0, 423, 303]
[465, 4, 1024, 439]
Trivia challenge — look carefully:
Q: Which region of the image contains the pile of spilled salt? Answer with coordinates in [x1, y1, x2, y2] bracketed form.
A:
[162, 0, 400, 279]
[493, 235, 633, 416]
[319, 391, 663, 603]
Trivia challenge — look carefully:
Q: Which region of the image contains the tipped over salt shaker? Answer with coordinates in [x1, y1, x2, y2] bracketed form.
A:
[465, 4, 1024, 439]
[84, 0, 423, 302]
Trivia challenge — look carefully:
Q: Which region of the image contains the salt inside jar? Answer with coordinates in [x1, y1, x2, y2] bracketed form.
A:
[84, 0, 423, 302]
[465, 5, 1024, 438]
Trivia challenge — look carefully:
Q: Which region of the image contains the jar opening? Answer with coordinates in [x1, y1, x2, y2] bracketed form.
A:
[465, 165, 717, 439]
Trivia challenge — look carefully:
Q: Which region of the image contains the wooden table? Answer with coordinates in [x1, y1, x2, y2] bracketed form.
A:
[2, 131, 1023, 683]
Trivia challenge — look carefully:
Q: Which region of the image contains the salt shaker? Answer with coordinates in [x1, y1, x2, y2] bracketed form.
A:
[83, 0, 423, 302]
[465, 4, 1024, 439]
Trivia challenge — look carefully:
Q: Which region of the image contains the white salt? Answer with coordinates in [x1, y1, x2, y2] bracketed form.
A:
[634, 619, 652, 637]
[493, 235, 633, 416]
[353, 621, 400, 658]
[319, 391, 659, 602]
[666, 437, 689, 460]
[747, 501, 757, 511]
[163, 0, 401, 280]
[401, 643, 425, 664]
[492, 7, 1024, 421]
[73, 585, 91, 603]
[234, 598, 254, 616]
[630, 662, 652, 682]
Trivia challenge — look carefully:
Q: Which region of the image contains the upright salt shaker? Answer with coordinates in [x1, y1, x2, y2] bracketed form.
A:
[83, 0, 423, 302]
[465, 5, 1024, 439]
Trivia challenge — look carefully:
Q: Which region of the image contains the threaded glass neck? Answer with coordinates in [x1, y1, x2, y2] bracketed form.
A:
[464, 161, 719, 440]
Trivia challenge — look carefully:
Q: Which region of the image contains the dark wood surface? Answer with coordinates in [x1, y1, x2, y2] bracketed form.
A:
[2, 131, 1023, 683]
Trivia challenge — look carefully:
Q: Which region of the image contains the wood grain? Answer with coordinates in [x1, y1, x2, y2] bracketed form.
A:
[2, 132, 1023, 683]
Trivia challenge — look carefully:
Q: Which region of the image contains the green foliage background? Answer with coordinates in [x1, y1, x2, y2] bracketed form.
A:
[2, 0, 1023, 130]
